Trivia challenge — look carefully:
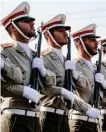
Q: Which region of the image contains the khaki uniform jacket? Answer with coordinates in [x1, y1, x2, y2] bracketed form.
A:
[101, 61, 106, 107]
[1, 43, 56, 111]
[101, 61, 106, 80]
[74, 56, 94, 104]
[41, 48, 92, 113]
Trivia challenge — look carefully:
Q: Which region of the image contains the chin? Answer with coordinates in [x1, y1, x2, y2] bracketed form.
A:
[92, 52, 97, 55]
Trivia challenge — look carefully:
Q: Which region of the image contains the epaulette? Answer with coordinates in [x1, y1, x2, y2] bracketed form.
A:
[0, 43, 14, 48]
[41, 48, 52, 56]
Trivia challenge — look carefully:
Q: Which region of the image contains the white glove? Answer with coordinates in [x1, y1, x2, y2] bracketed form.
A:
[61, 88, 75, 105]
[32, 57, 46, 77]
[95, 73, 106, 89]
[23, 86, 40, 104]
[65, 60, 78, 80]
[0, 57, 4, 70]
[86, 108, 100, 119]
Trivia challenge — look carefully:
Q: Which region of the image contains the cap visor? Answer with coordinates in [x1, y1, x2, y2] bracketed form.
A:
[16, 16, 35, 22]
[23, 16, 35, 22]
[102, 43, 106, 46]
[64, 26, 71, 31]
[83, 35, 100, 38]
[51, 25, 70, 31]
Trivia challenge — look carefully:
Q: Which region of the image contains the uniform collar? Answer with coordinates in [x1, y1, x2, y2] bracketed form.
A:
[78, 56, 94, 72]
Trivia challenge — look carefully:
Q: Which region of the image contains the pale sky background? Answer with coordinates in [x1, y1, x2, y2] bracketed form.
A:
[0, 0, 106, 62]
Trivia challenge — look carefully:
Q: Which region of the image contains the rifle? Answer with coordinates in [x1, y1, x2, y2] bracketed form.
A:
[30, 22, 43, 107]
[93, 45, 103, 108]
[64, 27, 74, 108]
[64, 27, 73, 92]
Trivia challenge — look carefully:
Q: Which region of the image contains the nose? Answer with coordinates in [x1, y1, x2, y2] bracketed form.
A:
[96, 40, 98, 46]
[30, 21, 35, 26]
[64, 31, 68, 37]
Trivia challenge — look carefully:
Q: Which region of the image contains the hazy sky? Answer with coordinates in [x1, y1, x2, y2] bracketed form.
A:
[0, 0, 106, 61]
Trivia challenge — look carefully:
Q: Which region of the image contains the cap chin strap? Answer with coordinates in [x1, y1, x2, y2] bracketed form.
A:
[79, 37, 92, 57]
[11, 21, 30, 40]
[47, 29, 62, 48]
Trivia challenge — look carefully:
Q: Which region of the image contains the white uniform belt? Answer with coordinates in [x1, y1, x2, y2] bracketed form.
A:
[40, 106, 68, 115]
[2, 109, 40, 117]
[100, 109, 106, 115]
[69, 115, 98, 123]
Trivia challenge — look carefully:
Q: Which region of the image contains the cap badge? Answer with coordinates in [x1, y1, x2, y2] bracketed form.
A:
[60, 17, 64, 24]
[24, 6, 28, 14]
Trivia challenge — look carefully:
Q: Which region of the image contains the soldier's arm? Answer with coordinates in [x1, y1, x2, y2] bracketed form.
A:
[73, 94, 91, 114]
[1, 81, 24, 97]
[75, 73, 91, 91]
[1, 82, 40, 105]
[1, 53, 23, 84]
[42, 69, 57, 86]
[41, 83, 92, 114]
[40, 85, 61, 96]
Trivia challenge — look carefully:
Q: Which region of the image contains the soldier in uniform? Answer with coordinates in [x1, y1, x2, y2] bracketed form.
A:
[69, 24, 102, 132]
[0, 2, 56, 132]
[39, 15, 100, 132]
[95, 38, 106, 131]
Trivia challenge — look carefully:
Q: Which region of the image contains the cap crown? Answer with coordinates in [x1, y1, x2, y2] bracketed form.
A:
[1, 2, 30, 28]
[72, 24, 98, 39]
[42, 14, 67, 32]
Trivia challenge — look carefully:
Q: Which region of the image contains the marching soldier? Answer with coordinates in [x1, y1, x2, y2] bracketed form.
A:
[39, 14, 100, 132]
[95, 38, 106, 131]
[69, 24, 102, 132]
[0, 2, 56, 132]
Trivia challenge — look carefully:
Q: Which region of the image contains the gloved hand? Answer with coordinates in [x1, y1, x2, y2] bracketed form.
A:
[23, 86, 40, 104]
[32, 57, 46, 77]
[0, 57, 4, 70]
[65, 60, 78, 80]
[61, 88, 75, 105]
[95, 73, 106, 89]
[86, 108, 100, 119]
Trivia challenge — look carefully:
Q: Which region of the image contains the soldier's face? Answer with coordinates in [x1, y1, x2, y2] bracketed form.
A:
[52, 28, 68, 46]
[18, 20, 36, 38]
[83, 37, 98, 55]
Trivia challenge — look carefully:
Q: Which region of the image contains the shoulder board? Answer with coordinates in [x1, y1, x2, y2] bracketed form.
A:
[0, 43, 14, 48]
[41, 48, 52, 56]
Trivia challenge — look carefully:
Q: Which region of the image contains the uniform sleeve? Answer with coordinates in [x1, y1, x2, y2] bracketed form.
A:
[1, 52, 23, 84]
[73, 95, 91, 113]
[76, 73, 91, 91]
[1, 81, 24, 97]
[43, 69, 56, 86]
[40, 85, 61, 96]
[100, 90, 106, 107]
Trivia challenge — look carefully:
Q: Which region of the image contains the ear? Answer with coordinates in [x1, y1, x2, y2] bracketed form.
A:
[44, 31, 50, 41]
[44, 31, 49, 38]
[76, 38, 83, 49]
[11, 24, 17, 32]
